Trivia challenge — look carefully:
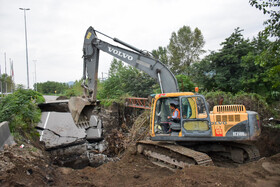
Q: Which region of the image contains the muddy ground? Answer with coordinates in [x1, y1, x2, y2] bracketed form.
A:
[1, 110, 280, 186]
[0, 141, 280, 187]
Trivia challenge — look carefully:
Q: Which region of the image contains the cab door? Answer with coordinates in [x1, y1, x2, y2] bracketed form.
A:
[180, 95, 212, 137]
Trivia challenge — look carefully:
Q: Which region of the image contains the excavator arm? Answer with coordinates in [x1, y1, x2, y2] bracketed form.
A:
[83, 26, 178, 101]
[69, 26, 178, 127]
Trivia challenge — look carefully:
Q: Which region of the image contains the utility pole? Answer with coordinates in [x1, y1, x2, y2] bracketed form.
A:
[19, 8, 30, 89]
[33, 60, 37, 91]
[4, 52, 7, 74]
[0, 63, 2, 95]
[4, 53, 7, 93]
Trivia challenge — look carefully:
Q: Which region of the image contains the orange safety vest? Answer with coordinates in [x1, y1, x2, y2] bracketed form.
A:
[173, 108, 181, 119]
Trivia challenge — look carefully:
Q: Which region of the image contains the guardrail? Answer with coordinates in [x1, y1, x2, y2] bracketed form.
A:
[125, 97, 151, 110]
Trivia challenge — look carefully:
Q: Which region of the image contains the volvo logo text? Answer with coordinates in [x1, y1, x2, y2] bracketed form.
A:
[108, 47, 133, 61]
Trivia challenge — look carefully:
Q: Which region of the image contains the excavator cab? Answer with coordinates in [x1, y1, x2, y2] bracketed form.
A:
[180, 96, 212, 136]
[152, 93, 212, 139]
[154, 97, 180, 133]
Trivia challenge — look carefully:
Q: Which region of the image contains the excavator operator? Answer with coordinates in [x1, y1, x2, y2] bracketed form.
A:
[168, 103, 181, 123]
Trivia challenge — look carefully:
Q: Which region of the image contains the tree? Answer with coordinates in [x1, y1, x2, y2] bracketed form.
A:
[190, 53, 217, 91]
[151, 46, 169, 65]
[214, 28, 252, 92]
[167, 25, 205, 75]
[249, 0, 280, 89]
[98, 58, 156, 99]
[191, 28, 252, 93]
[0, 74, 14, 93]
[65, 79, 83, 97]
[36, 81, 70, 94]
[191, 27, 279, 100]
[176, 74, 195, 92]
[240, 32, 273, 95]
[250, 0, 280, 38]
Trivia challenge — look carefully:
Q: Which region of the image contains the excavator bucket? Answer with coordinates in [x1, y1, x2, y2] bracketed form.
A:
[68, 97, 96, 128]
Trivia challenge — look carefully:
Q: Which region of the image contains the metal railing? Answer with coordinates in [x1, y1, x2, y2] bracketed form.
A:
[125, 97, 151, 110]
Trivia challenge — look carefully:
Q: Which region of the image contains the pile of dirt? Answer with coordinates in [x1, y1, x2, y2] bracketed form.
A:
[1, 141, 280, 187]
[104, 129, 126, 156]
[255, 126, 280, 157]
[0, 144, 57, 186]
[56, 96, 68, 100]
[102, 110, 150, 157]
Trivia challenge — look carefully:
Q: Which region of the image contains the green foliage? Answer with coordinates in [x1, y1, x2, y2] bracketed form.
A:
[151, 46, 169, 65]
[203, 91, 234, 110]
[190, 53, 216, 91]
[98, 59, 156, 102]
[249, 0, 280, 38]
[176, 74, 195, 92]
[168, 25, 205, 75]
[232, 92, 275, 119]
[65, 80, 83, 97]
[191, 27, 280, 102]
[99, 94, 130, 108]
[203, 91, 274, 119]
[213, 28, 251, 92]
[0, 89, 43, 140]
[240, 32, 275, 95]
[249, 0, 280, 89]
[36, 81, 70, 94]
[0, 74, 15, 92]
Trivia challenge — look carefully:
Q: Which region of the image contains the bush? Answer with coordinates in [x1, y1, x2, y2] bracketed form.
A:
[203, 91, 234, 110]
[232, 92, 274, 119]
[176, 74, 195, 92]
[0, 89, 44, 140]
[203, 91, 275, 120]
[65, 88, 80, 98]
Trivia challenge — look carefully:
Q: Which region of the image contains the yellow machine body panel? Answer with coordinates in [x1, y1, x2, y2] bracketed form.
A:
[150, 92, 261, 141]
[210, 105, 249, 137]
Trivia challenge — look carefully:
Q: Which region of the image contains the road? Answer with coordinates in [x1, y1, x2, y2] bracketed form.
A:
[37, 96, 86, 149]
[43, 95, 59, 102]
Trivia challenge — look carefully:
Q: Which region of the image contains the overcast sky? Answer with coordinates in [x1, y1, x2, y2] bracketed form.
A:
[0, 0, 269, 88]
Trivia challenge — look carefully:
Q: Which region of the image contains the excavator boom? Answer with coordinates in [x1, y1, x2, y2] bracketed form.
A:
[83, 26, 178, 95]
[70, 26, 179, 126]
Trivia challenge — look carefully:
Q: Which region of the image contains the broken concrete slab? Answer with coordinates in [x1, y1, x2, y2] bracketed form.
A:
[0, 122, 15, 150]
[38, 112, 86, 149]
[41, 130, 86, 150]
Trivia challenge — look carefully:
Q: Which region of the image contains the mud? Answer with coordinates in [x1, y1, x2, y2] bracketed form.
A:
[1, 142, 280, 187]
[255, 126, 280, 157]
[1, 105, 280, 186]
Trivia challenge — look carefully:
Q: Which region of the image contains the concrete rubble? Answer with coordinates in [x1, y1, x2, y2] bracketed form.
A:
[0, 122, 15, 151]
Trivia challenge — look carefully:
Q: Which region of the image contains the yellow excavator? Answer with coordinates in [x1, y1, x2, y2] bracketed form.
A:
[68, 26, 261, 168]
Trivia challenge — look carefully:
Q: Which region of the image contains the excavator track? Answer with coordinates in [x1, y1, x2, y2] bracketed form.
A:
[136, 140, 213, 169]
[227, 142, 260, 163]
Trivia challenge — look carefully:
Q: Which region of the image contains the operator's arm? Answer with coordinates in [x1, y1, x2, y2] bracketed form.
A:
[172, 110, 178, 119]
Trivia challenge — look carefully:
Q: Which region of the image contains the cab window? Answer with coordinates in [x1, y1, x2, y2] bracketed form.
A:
[154, 97, 179, 124]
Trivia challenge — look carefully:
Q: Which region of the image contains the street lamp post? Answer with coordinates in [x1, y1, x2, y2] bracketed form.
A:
[33, 60, 37, 91]
[19, 8, 30, 89]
